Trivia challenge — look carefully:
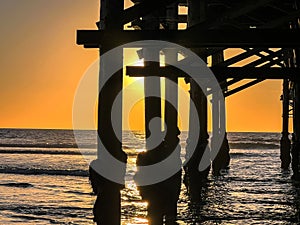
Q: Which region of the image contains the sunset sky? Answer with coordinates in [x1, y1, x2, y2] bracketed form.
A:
[0, 0, 289, 132]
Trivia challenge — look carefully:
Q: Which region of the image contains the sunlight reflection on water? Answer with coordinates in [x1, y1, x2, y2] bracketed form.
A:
[0, 131, 300, 224]
[118, 132, 300, 224]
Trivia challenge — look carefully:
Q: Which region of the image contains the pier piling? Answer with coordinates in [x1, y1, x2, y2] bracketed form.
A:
[292, 47, 300, 181]
[280, 78, 291, 170]
[164, 2, 180, 148]
[211, 51, 231, 176]
[92, 1, 127, 224]
[183, 0, 210, 200]
[142, 8, 162, 146]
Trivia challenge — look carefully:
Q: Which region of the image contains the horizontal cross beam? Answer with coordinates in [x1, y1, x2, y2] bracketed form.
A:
[77, 29, 300, 48]
[126, 66, 300, 80]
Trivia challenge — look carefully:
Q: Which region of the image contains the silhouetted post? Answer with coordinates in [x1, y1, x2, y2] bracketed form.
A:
[91, 0, 127, 224]
[164, 2, 179, 151]
[143, 11, 162, 147]
[163, 4, 182, 223]
[184, 0, 210, 201]
[134, 128, 182, 225]
[211, 52, 231, 176]
[291, 14, 300, 180]
[292, 80, 300, 180]
[292, 47, 300, 180]
[280, 79, 291, 170]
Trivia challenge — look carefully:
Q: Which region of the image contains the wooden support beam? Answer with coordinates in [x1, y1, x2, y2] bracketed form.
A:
[212, 66, 299, 80]
[220, 78, 243, 89]
[164, 3, 179, 142]
[280, 79, 291, 170]
[92, 1, 126, 225]
[219, 47, 287, 73]
[292, 79, 300, 180]
[215, 49, 290, 94]
[183, 0, 210, 202]
[292, 47, 300, 180]
[245, 49, 286, 67]
[142, 13, 162, 147]
[126, 66, 300, 80]
[77, 29, 300, 48]
[219, 48, 264, 67]
[144, 59, 162, 144]
[211, 51, 230, 176]
[224, 79, 265, 97]
[217, 49, 288, 90]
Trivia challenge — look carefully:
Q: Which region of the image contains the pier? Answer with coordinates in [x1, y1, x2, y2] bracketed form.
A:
[77, 0, 300, 224]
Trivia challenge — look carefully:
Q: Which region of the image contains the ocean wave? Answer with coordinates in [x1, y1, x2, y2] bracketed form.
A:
[229, 142, 279, 149]
[0, 168, 88, 177]
[0, 182, 34, 188]
[0, 149, 96, 155]
[64, 190, 92, 196]
[0, 205, 92, 213]
[0, 143, 96, 149]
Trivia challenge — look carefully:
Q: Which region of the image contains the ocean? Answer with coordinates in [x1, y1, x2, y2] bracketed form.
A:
[0, 129, 299, 224]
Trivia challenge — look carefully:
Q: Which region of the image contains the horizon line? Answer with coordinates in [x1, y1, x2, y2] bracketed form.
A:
[0, 127, 284, 133]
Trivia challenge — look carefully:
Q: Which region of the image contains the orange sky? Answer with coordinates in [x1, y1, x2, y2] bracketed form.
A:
[0, 0, 290, 132]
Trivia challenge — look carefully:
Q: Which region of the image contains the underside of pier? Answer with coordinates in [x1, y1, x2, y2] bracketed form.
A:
[77, 0, 300, 224]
